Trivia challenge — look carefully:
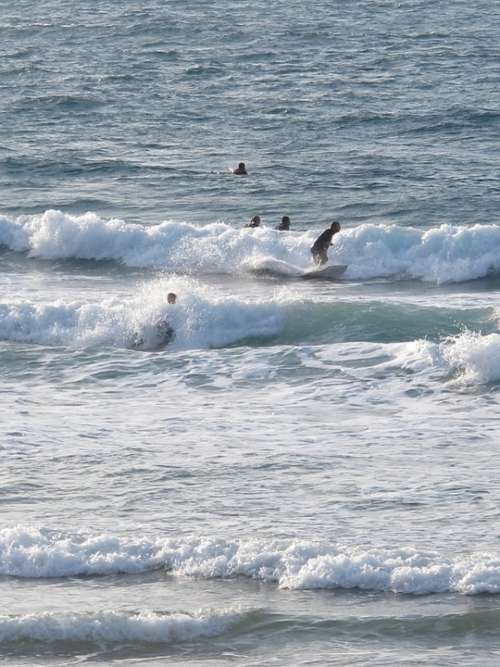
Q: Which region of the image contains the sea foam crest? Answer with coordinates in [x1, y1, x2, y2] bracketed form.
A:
[2, 210, 500, 282]
[2, 527, 500, 595]
[0, 210, 308, 273]
[332, 222, 500, 283]
[0, 608, 242, 643]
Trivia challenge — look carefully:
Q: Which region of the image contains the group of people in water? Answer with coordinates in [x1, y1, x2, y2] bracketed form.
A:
[235, 162, 341, 266]
[132, 162, 342, 349]
[245, 214, 290, 231]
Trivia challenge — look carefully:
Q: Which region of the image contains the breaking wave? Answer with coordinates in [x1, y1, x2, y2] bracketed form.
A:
[0, 277, 287, 350]
[1, 607, 499, 645]
[0, 608, 243, 644]
[390, 330, 500, 385]
[2, 526, 500, 595]
[0, 276, 495, 350]
[2, 210, 500, 282]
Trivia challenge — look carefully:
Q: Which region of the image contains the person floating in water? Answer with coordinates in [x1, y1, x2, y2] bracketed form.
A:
[310, 221, 341, 266]
[276, 215, 290, 231]
[245, 215, 261, 228]
[233, 162, 248, 175]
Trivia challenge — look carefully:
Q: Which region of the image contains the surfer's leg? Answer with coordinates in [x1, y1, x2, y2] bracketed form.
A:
[312, 251, 327, 266]
[311, 249, 322, 265]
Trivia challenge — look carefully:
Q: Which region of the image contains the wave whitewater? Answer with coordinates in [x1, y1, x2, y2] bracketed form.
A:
[0, 608, 243, 644]
[2, 210, 500, 282]
[0, 278, 287, 350]
[390, 330, 500, 384]
[2, 527, 500, 595]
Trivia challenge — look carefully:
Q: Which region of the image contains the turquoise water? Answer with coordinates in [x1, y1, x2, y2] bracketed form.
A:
[2, 1, 500, 665]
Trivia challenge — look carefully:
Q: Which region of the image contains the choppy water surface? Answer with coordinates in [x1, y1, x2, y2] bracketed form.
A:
[2, 1, 500, 665]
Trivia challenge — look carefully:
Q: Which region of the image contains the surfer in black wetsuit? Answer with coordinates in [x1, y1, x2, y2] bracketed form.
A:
[233, 162, 248, 175]
[245, 215, 261, 228]
[310, 222, 341, 266]
[276, 215, 290, 231]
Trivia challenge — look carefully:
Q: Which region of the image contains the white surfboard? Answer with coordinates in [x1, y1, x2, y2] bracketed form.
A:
[301, 264, 348, 280]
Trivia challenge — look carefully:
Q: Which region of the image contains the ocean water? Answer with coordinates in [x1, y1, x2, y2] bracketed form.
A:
[2, 1, 500, 665]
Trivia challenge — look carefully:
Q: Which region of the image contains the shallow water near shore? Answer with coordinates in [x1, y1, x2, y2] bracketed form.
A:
[2, 1, 500, 665]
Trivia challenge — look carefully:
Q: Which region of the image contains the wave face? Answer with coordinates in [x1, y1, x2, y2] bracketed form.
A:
[2, 607, 500, 645]
[3, 210, 500, 282]
[3, 527, 500, 595]
[0, 608, 243, 644]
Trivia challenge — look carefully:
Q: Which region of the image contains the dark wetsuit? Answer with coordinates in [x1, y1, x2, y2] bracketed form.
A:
[233, 166, 247, 175]
[276, 220, 290, 231]
[311, 227, 338, 265]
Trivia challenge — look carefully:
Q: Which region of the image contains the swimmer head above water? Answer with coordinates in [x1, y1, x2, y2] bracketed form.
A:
[167, 292, 177, 304]
[245, 215, 261, 228]
[233, 162, 248, 175]
[277, 215, 290, 231]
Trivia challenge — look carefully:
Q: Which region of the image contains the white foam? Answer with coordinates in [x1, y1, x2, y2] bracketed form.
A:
[332, 222, 500, 283]
[3, 210, 500, 282]
[389, 331, 500, 384]
[0, 210, 309, 273]
[0, 608, 242, 643]
[2, 527, 500, 595]
[441, 331, 500, 384]
[0, 277, 289, 350]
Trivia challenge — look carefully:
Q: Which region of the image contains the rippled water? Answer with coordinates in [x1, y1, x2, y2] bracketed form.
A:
[2, 1, 500, 665]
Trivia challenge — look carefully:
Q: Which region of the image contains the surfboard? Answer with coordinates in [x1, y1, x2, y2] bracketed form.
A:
[247, 258, 347, 281]
[301, 264, 348, 280]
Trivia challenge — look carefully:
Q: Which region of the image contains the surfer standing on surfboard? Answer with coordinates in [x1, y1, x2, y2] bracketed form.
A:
[311, 222, 341, 266]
